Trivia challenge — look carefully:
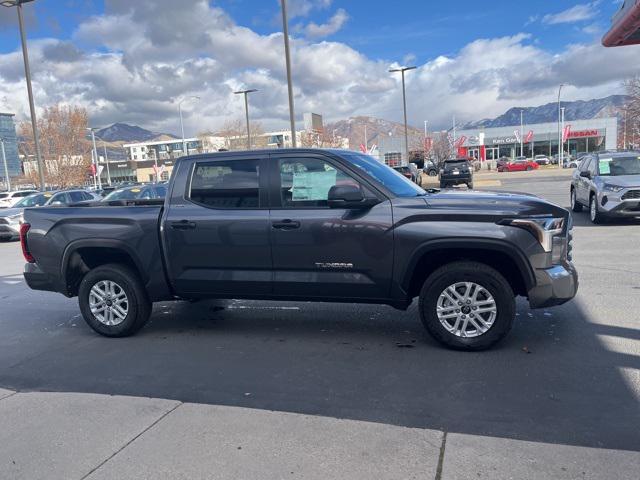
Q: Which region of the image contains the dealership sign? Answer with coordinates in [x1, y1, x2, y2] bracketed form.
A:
[492, 136, 518, 145]
[569, 129, 600, 138]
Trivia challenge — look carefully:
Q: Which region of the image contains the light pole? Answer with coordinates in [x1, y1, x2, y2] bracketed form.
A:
[87, 128, 101, 189]
[1, 0, 45, 190]
[560, 107, 566, 166]
[389, 65, 417, 165]
[520, 110, 524, 157]
[557, 84, 565, 168]
[178, 96, 200, 156]
[234, 89, 258, 150]
[281, 0, 297, 148]
[103, 144, 111, 186]
[0, 138, 10, 191]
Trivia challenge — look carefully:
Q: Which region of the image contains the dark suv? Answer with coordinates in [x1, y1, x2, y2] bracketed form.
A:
[440, 159, 473, 189]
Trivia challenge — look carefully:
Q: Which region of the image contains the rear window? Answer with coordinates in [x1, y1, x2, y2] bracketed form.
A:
[189, 159, 260, 209]
[444, 160, 468, 168]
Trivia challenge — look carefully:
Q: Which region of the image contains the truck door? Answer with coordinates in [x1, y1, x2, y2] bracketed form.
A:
[268, 153, 394, 300]
[162, 156, 272, 297]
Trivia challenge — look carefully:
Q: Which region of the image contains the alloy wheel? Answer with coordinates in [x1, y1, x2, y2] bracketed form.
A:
[89, 280, 129, 326]
[436, 282, 497, 338]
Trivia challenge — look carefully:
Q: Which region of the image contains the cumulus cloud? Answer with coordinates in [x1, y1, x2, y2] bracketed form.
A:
[303, 8, 349, 38]
[542, 2, 600, 25]
[0, 1, 638, 135]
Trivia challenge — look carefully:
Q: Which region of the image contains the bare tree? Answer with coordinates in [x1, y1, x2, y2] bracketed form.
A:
[430, 132, 454, 168]
[299, 129, 347, 148]
[19, 104, 92, 188]
[215, 118, 266, 150]
[623, 77, 640, 149]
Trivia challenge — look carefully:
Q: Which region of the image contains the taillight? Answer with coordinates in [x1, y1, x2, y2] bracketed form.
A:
[20, 223, 35, 263]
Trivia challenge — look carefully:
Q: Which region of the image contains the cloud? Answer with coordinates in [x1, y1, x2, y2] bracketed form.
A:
[0, 1, 639, 135]
[542, 2, 600, 25]
[285, 0, 333, 19]
[303, 8, 349, 38]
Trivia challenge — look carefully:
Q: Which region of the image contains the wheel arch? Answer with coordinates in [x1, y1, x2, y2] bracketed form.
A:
[401, 239, 535, 300]
[62, 239, 147, 297]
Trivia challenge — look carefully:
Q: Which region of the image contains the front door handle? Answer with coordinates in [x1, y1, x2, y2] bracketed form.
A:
[171, 220, 197, 230]
[272, 219, 301, 230]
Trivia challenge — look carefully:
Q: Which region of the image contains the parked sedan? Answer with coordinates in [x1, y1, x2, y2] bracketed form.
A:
[498, 159, 540, 172]
[534, 155, 551, 166]
[0, 190, 39, 209]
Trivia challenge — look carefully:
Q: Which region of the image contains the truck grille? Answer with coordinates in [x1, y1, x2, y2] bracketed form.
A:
[622, 190, 640, 200]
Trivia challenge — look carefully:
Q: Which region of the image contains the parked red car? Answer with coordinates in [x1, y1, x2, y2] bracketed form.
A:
[498, 157, 540, 172]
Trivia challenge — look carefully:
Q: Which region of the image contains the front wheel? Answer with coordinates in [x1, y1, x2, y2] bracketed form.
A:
[78, 263, 152, 337]
[570, 188, 582, 212]
[467, 182, 474, 189]
[589, 194, 606, 224]
[418, 261, 516, 350]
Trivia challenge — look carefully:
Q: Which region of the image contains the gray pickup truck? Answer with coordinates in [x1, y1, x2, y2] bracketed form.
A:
[22, 149, 578, 350]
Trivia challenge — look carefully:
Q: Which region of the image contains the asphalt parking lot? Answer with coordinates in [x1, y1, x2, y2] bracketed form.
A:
[0, 172, 639, 456]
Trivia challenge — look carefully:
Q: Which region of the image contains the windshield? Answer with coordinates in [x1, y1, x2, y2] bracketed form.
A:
[598, 156, 640, 176]
[104, 188, 145, 201]
[343, 153, 426, 197]
[14, 193, 50, 208]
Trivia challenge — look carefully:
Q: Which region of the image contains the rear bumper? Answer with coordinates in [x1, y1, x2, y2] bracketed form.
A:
[24, 263, 60, 294]
[440, 174, 472, 184]
[528, 263, 579, 309]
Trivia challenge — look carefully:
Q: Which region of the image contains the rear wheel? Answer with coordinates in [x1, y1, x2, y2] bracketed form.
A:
[78, 263, 152, 337]
[526, 166, 533, 171]
[467, 182, 474, 189]
[418, 261, 516, 351]
[570, 188, 582, 212]
[428, 169, 438, 177]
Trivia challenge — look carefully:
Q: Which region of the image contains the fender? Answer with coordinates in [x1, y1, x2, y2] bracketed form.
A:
[400, 237, 536, 293]
[61, 238, 149, 288]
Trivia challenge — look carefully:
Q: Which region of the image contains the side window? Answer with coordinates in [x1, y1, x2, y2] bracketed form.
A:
[579, 157, 591, 172]
[278, 157, 360, 208]
[189, 159, 260, 209]
[51, 193, 70, 204]
[82, 192, 95, 201]
[155, 186, 167, 198]
[69, 191, 86, 202]
[588, 157, 598, 176]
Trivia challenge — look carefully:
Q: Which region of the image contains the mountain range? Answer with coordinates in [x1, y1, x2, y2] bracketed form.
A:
[463, 95, 627, 129]
[96, 96, 628, 148]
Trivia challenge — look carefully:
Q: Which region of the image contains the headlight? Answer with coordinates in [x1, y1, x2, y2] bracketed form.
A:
[505, 217, 565, 253]
[603, 184, 624, 193]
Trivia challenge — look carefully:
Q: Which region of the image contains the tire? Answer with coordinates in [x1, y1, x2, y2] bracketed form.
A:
[589, 194, 606, 224]
[440, 182, 447, 189]
[428, 169, 438, 177]
[418, 261, 516, 351]
[570, 188, 582, 212]
[526, 166, 533, 171]
[78, 263, 152, 337]
[467, 182, 474, 189]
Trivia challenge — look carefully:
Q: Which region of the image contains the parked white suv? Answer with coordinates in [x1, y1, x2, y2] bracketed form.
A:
[0, 190, 39, 209]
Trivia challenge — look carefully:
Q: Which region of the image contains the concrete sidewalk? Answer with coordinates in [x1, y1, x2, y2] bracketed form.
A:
[0, 390, 638, 480]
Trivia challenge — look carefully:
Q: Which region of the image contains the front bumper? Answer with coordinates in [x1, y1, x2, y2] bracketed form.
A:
[597, 189, 640, 217]
[528, 262, 579, 309]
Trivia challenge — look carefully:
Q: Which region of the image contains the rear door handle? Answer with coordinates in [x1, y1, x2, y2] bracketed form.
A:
[171, 220, 197, 230]
[272, 219, 301, 230]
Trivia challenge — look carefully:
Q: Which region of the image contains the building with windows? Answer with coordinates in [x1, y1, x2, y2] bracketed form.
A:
[0, 113, 20, 185]
[456, 117, 618, 162]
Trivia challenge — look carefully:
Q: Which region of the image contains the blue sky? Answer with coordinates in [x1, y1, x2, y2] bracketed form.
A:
[0, 1, 620, 59]
[0, 1, 635, 132]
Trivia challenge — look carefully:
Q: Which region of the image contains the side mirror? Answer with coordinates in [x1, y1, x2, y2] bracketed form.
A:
[579, 171, 591, 179]
[328, 185, 377, 209]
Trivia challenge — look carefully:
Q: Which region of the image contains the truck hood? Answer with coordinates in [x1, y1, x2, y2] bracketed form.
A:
[600, 175, 640, 188]
[422, 189, 568, 219]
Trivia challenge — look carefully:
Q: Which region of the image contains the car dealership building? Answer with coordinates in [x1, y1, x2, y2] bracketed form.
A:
[456, 117, 618, 162]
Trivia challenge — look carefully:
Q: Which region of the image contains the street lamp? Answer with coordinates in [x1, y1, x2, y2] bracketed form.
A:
[87, 127, 101, 189]
[558, 84, 565, 168]
[281, 0, 297, 148]
[234, 89, 258, 150]
[178, 96, 200, 156]
[520, 110, 524, 157]
[1, 0, 45, 190]
[389, 66, 417, 165]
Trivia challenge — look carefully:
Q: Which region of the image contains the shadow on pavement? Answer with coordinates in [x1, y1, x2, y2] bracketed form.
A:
[1, 295, 638, 452]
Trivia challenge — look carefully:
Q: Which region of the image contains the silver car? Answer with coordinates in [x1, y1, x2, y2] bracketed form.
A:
[0, 190, 98, 240]
[570, 152, 640, 224]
